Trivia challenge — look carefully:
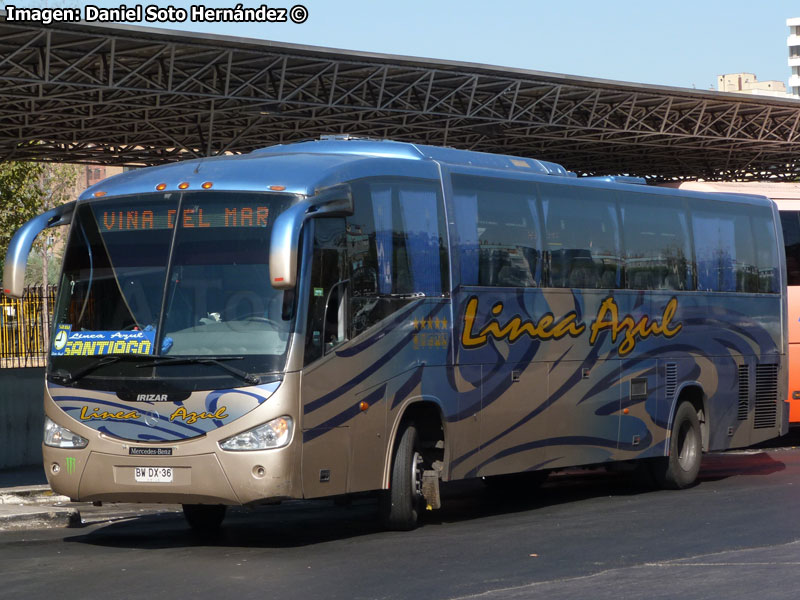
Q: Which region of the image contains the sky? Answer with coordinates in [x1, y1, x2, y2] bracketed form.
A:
[2, 0, 799, 90]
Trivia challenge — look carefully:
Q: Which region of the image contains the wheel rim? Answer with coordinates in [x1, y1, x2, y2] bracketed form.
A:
[676, 420, 699, 472]
[410, 451, 423, 500]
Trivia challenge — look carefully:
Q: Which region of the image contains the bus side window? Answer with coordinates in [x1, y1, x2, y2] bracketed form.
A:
[305, 218, 348, 365]
[541, 185, 621, 289]
[347, 178, 448, 338]
[346, 191, 382, 338]
[753, 212, 780, 293]
[691, 201, 764, 293]
[451, 174, 542, 288]
[619, 194, 692, 291]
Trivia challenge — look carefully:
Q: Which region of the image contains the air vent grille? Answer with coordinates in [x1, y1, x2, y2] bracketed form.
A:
[665, 363, 677, 400]
[754, 364, 778, 429]
[737, 364, 749, 421]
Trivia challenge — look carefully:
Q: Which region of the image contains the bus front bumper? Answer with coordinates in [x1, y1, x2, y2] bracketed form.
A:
[43, 444, 300, 506]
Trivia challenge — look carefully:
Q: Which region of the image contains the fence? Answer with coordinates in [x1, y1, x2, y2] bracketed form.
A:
[0, 286, 57, 368]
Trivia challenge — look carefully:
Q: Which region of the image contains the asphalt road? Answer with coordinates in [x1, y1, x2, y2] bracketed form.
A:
[2, 447, 800, 600]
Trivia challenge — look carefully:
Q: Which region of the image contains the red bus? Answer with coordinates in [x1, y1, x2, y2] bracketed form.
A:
[674, 181, 800, 424]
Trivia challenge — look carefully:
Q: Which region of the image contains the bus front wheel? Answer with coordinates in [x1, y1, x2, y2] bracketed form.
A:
[380, 423, 424, 531]
[182, 504, 227, 535]
[651, 401, 702, 489]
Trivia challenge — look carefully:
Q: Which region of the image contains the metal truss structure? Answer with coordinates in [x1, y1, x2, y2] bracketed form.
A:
[2, 16, 800, 181]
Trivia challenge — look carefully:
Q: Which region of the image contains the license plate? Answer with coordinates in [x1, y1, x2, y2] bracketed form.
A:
[134, 466, 173, 483]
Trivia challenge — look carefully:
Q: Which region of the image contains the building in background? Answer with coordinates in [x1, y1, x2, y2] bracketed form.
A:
[716, 18, 800, 101]
[717, 73, 788, 97]
[789, 17, 800, 98]
[78, 164, 124, 191]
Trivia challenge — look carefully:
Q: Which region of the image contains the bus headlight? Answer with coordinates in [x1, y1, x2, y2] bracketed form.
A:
[219, 416, 293, 451]
[44, 416, 88, 449]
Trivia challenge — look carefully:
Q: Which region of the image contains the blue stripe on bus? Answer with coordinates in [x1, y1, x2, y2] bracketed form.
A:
[465, 435, 623, 478]
[390, 366, 425, 410]
[303, 384, 388, 442]
[304, 303, 448, 415]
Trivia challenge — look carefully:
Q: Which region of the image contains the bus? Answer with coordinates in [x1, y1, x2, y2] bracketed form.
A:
[671, 181, 800, 424]
[3, 138, 788, 532]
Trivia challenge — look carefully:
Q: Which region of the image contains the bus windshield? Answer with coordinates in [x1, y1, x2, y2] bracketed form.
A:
[50, 191, 297, 388]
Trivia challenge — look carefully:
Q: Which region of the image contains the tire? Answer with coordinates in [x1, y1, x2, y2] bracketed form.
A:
[651, 401, 702, 489]
[182, 504, 227, 535]
[380, 423, 424, 531]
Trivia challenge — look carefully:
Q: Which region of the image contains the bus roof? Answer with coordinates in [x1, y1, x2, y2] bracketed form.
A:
[78, 138, 572, 200]
[77, 139, 774, 209]
[252, 137, 572, 176]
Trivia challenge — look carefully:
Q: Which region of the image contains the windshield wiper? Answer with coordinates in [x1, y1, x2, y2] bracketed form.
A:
[50, 355, 124, 384]
[135, 356, 261, 385]
[50, 355, 262, 386]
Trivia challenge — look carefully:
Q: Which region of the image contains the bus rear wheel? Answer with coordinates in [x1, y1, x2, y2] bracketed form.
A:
[182, 504, 227, 535]
[651, 401, 702, 489]
[380, 423, 424, 531]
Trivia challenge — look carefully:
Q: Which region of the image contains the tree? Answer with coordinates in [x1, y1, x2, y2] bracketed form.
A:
[1, 161, 80, 350]
[0, 161, 45, 274]
[1, 162, 80, 279]
[30, 163, 81, 350]
[31, 163, 81, 285]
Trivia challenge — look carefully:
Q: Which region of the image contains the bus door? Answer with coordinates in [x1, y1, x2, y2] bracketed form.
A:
[299, 217, 359, 498]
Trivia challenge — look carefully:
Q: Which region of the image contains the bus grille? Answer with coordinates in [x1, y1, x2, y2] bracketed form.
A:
[737, 364, 749, 421]
[665, 363, 677, 400]
[754, 364, 778, 429]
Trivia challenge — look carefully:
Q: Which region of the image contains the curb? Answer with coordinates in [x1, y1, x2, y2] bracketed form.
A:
[0, 505, 81, 530]
[0, 485, 184, 530]
[0, 486, 79, 530]
[0, 485, 71, 506]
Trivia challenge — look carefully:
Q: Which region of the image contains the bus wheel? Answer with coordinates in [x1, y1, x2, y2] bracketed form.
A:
[182, 504, 227, 534]
[651, 401, 702, 489]
[380, 423, 424, 531]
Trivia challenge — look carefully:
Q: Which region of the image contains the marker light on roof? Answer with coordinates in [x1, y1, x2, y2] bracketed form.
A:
[156, 183, 167, 191]
[269, 185, 286, 191]
[202, 181, 213, 189]
[178, 182, 190, 190]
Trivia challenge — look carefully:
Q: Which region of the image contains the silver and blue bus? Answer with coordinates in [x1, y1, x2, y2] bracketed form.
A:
[3, 138, 788, 532]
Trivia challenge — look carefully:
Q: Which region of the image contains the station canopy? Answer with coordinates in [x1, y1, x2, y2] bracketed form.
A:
[3, 13, 800, 182]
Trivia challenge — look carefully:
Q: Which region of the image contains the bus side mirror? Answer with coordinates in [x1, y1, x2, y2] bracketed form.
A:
[269, 186, 352, 290]
[3, 203, 75, 298]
